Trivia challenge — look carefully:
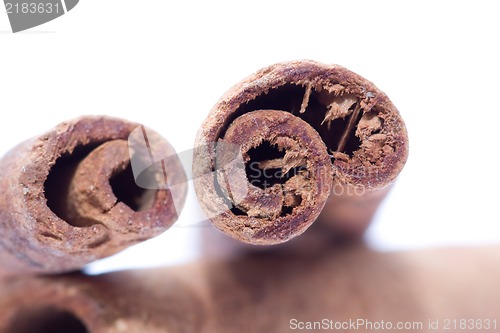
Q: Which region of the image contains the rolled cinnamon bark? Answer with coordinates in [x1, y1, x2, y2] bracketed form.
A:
[1, 244, 499, 333]
[205, 245, 500, 332]
[0, 116, 186, 275]
[194, 60, 408, 244]
[0, 269, 204, 333]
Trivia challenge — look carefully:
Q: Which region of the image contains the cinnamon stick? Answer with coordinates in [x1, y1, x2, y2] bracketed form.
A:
[203, 245, 500, 332]
[194, 60, 408, 244]
[0, 269, 204, 333]
[1, 244, 498, 333]
[0, 116, 186, 275]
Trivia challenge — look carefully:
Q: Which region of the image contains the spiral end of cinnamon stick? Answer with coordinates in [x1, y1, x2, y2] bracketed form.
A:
[194, 60, 408, 245]
[0, 116, 187, 274]
[210, 110, 333, 245]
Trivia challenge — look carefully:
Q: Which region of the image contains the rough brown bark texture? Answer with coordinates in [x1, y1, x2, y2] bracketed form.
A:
[0, 116, 186, 275]
[194, 60, 408, 244]
[1, 244, 499, 333]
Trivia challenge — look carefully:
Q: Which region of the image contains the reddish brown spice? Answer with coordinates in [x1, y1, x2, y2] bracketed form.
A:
[1, 244, 498, 333]
[194, 60, 408, 244]
[0, 116, 186, 275]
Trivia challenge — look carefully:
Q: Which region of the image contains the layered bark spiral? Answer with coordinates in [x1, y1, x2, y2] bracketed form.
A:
[194, 60, 408, 244]
[0, 116, 186, 274]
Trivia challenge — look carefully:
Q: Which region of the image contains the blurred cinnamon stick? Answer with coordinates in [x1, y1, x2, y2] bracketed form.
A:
[194, 60, 408, 244]
[1, 245, 498, 333]
[0, 269, 204, 333]
[0, 116, 186, 275]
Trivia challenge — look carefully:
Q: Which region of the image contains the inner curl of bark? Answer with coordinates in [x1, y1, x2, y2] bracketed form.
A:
[220, 83, 367, 160]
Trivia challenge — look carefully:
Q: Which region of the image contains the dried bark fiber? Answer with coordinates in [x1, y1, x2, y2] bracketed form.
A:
[0, 116, 186, 275]
[194, 60, 408, 244]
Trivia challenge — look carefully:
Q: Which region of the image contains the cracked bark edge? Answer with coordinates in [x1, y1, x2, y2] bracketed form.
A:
[0, 116, 187, 275]
[194, 60, 408, 244]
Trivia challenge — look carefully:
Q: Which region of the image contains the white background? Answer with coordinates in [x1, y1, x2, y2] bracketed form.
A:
[1, 1, 499, 274]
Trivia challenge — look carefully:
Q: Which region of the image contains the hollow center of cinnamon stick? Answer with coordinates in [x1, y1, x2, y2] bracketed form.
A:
[45, 142, 156, 227]
[109, 162, 155, 212]
[44, 143, 101, 227]
[245, 141, 305, 190]
[8, 306, 88, 333]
